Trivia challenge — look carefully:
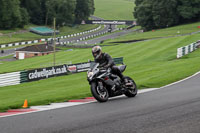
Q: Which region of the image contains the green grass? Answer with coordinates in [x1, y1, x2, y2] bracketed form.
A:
[0, 24, 37, 34]
[94, 0, 135, 20]
[0, 32, 200, 111]
[107, 22, 200, 43]
[0, 55, 13, 60]
[0, 73, 91, 112]
[0, 24, 99, 45]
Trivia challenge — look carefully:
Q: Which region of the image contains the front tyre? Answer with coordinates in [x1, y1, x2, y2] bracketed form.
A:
[124, 76, 137, 97]
[91, 81, 109, 102]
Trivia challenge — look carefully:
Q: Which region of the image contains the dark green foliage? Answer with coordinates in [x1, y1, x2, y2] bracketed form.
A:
[134, 0, 200, 30]
[19, 8, 29, 28]
[45, 0, 76, 26]
[0, 0, 22, 29]
[88, 0, 95, 15]
[20, 0, 45, 25]
[135, 0, 143, 6]
[75, 0, 95, 23]
[0, 0, 95, 29]
[55, 0, 76, 26]
[152, 0, 179, 28]
[134, 0, 155, 30]
[178, 0, 200, 21]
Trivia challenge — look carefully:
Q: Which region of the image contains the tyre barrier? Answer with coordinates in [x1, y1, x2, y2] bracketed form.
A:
[0, 26, 102, 49]
[177, 40, 200, 58]
[59, 31, 109, 45]
[0, 71, 27, 87]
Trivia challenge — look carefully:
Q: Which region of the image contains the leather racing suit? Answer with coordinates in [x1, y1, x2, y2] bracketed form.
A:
[94, 53, 125, 81]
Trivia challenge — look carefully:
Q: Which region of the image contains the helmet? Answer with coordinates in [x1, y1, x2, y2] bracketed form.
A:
[92, 46, 102, 60]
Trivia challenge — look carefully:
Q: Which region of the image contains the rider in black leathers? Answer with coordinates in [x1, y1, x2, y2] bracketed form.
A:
[92, 46, 128, 84]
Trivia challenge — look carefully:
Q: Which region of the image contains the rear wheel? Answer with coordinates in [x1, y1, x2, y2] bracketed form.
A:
[91, 81, 109, 102]
[124, 76, 137, 97]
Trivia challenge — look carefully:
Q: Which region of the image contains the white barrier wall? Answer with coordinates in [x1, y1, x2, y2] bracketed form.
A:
[177, 41, 200, 58]
[0, 72, 21, 87]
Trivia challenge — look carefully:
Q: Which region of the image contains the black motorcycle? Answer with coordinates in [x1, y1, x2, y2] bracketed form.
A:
[87, 62, 137, 102]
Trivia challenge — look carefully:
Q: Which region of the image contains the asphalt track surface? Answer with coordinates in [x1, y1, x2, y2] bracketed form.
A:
[76, 28, 137, 45]
[0, 72, 200, 133]
[60, 24, 114, 45]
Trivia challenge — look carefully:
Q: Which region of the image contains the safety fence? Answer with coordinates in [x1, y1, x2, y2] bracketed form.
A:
[0, 57, 123, 87]
[177, 40, 200, 58]
[0, 26, 101, 49]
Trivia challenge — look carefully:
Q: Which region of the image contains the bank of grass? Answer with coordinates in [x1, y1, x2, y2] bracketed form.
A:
[0, 24, 99, 45]
[0, 73, 91, 112]
[0, 55, 13, 60]
[0, 33, 200, 111]
[107, 22, 200, 43]
[94, 0, 135, 20]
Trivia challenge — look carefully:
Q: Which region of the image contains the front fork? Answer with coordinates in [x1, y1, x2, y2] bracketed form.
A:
[98, 81, 104, 91]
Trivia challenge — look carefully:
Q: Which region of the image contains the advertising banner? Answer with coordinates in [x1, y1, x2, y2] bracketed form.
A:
[85, 20, 136, 25]
[21, 58, 122, 83]
[27, 65, 68, 81]
[76, 62, 91, 72]
[67, 65, 77, 73]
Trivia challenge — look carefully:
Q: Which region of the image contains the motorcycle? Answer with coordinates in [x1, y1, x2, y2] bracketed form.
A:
[87, 62, 137, 102]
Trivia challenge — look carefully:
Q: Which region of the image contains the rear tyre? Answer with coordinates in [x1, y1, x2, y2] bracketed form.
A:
[124, 76, 137, 97]
[91, 81, 109, 102]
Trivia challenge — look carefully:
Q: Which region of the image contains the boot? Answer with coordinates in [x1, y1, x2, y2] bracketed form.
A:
[123, 78, 132, 86]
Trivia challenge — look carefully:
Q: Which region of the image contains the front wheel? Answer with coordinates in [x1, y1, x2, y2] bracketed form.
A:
[124, 76, 137, 97]
[91, 81, 109, 102]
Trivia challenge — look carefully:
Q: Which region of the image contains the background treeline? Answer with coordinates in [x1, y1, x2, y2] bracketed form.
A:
[134, 0, 200, 30]
[0, 0, 95, 29]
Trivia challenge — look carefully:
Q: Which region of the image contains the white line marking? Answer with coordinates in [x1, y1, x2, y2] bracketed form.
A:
[160, 71, 200, 89]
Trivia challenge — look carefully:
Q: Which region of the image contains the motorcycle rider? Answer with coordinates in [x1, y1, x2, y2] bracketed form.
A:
[92, 46, 128, 88]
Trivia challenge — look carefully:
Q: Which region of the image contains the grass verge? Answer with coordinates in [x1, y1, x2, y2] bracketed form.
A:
[0, 32, 200, 111]
[106, 22, 200, 43]
[94, 0, 135, 20]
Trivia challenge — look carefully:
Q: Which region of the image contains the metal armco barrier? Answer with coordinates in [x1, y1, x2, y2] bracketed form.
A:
[0, 57, 123, 87]
[177, 40, 200, 58]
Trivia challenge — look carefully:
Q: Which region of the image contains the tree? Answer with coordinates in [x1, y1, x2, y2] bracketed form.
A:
[45, 0, 76, 26]
[20, 0, 44, 25]
[19, 7, 29, 28]
[134, 0, 155, 30]
[0, 0, 95, 29]
[88, 0, 95, 15]
[134, 0, 200, 30]
[56, 0, 76, 26]
[135, 0, 144, 6]
[178, 0, 200, 21]
[134, 0, 180, 30]
[75, 0, 95, 23]
[0, 0, 22, 29]
[152, 0, 179, 28]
